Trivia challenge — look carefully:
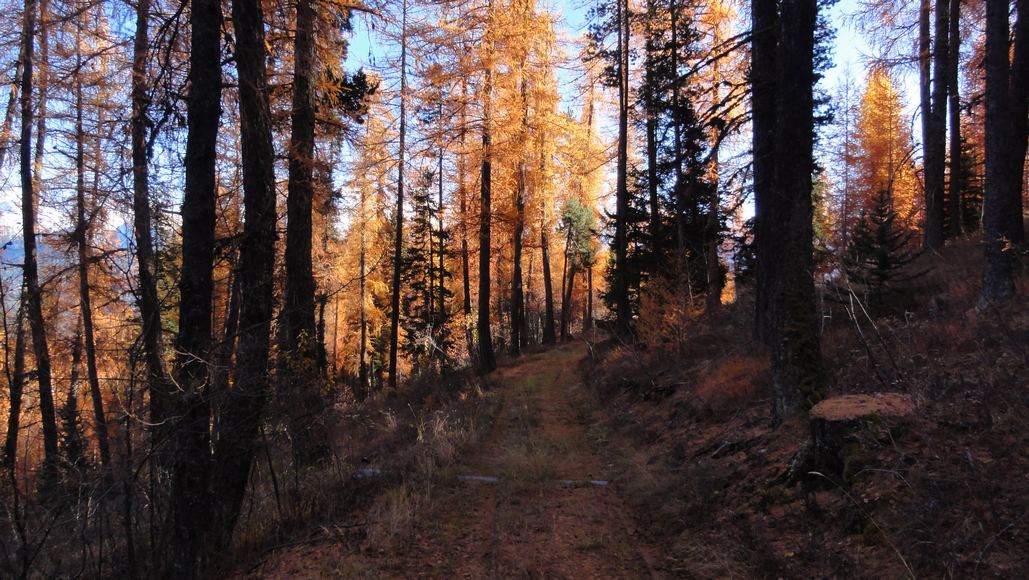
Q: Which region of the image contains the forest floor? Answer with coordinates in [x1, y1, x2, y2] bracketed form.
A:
[242, 341, 662, 579]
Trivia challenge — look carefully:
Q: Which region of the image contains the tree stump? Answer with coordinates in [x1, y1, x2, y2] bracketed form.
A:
[774, 393, 914, 487]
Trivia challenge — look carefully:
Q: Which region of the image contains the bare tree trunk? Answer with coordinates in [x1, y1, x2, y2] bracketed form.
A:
[980, 0, 1017, 306]
[0, 43, 22, 170]
[19, 0, 59, 472]
[1008, 0, 1028, 244]
[921, 0, 948, 250]
[946, 0, 962, 237]
[209, 0, 278, 556]
[165, 0, 222, 571]
[541, 226, 556, 345]
[613, 0, 630, 333]
[74, 52, 111, 474]
[511, 73, 528, 355]
[458, 80, 474, 360]
[388, 0, 409, 389]
[130, 0, 172, 466]
[478, 54, 497, 373]
[3, 303, 25, 470]
[358, 179, 368, 397]
[560, 264, 576, 341]
[769, 0, 824, 423]
[644, 0, 659, 251]
[283, 0, 324, 465]
[751, 0, 778, 343]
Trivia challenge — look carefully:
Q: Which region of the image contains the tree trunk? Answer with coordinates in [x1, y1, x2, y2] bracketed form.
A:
[358, 177, 369, 398]
[282, 0, 324, 465]
[769, 0, 824, 423]
[585, 266, 593, 331]
[75, 55, 111, 474]
[209, 0, 278, 556]
[458, 80, 474, 360]
[980, 0, 1017, 306]
[3, 303, 25, 470]
[645, 0, 659, 251]
[1007, 0, 1028, 244]
[0, 42, 22, 170]
[946, 0, 962, 237]
[751, 0, 778, 343]
[511, 74, 528, 356]
[613, 0, 630, 333]
[388, 0, 409, 389]
[130, 0, 173, 466]
[165, 0, 222, 571]
[921, 0, 948, 251]
[541, 226, 556, 344]
[19, 0, 59, 473]
[560, 265, 576, 341]
[478, 54, 497, 373]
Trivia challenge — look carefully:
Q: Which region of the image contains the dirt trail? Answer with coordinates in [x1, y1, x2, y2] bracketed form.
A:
[250, 342, 660, 579]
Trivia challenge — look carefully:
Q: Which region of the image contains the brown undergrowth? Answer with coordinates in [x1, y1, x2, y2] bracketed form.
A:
[225, 368, 500, 577]
[581, 236, 1028, 578]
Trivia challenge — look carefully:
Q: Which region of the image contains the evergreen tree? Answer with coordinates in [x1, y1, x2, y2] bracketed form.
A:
[840, 188, 923, 311]
[401, 170, 453, 371]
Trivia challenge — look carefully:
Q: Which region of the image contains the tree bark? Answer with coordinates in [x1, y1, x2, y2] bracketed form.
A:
[769, 0, 824, 422]
[130, 0, 173, 466]
[921, 0, 948, 251]
[1007, 0, 1028, 244]
[613, 0, 630, 333]
[751, 0, 778, 344]
[19, 0, 60, 472]
[0, 42, 22, 171]
[459, 80, 474, 359]
[3, 303, 25, 470]
[645, 0, 660, 252]
[388, 0, 408, 389]
[165, 0, 221, 571]
[946, 0, 962, 237]
[560, 264, 576, 341]
[74, 52, 111, 474]
[478, 55, 497, 373]
[511, 73, 528, 355]
[980, 0, 1017, 306]
[282, 0, 324, 465]
[209, 0, 279, 555]
[541, 225, 556, 344]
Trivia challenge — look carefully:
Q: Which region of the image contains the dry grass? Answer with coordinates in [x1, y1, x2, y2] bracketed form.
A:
[581, 236, 1029, 578]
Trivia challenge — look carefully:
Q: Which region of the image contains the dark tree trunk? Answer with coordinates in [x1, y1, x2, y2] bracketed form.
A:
[1008, 0, 1028, 244]
[19, 0, 59, 473]
[358, 180, 368, 397]
[3, 304, 25, 470]
[946, 0, 962, 237]
[282, 0, 324, 465]
[560, 265, 576, 341]
[478, 59, 497, 373]
[459, 80, 474, 360]
[388, 0, 408, 389]
[613, 0, 630, 333]
[644, 0, 659, 251]
[980, 0, 1017, 306]
[921, 0, 948, 251]
[511, 75, 528, 356]
[0, 42, 22, 171]
[541, 226, 556, 345]
[209, 0, 278, 555]
[585, 265, 593, 331]
[75, 61, 111, 474]
[769, 0, 824, 422]
[165, 0, 222, 571]
[751, 0, 778, 344]
[130, 0, 173, 465]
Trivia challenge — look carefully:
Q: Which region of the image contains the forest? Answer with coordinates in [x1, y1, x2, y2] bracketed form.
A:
[0, 0, 1025, 575]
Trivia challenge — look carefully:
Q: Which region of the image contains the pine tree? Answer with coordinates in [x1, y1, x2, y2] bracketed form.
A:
[401, 170, 454, 371]
[841, 188, 923, 311]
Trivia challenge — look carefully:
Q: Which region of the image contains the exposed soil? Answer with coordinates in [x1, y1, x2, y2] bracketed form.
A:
[244, 342, 661, 579]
